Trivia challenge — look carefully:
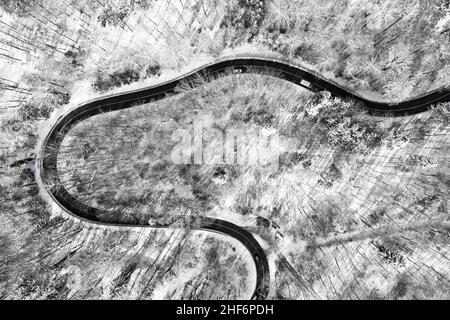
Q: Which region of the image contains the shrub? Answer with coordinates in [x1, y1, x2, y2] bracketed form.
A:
[325, 117, 380, 153]
[396, 154, 434, 172]
[93, 61, 161, 92]
[18, 92, 63, 121]
[307, 93, 382, 153]
[238, 0, 265, 32]
[279, 151, 307, 170]
[318, 163, 342, 188]
[132, 0, 153, 10]
[64, 49, 87, 68]
[97, 6, 129, 28]
[145, 64, 161, 78]
[92, 68, 141, 92]
[431, 102, 450, 122]
[221, 0, 266, 37]
[242, 105, 275, 126]
[390, 274, 410, 299]
[368, 207, 387, 225]
[0, 0, 41, 16]
[376, 244, 404, 265]
[265, 0, 292, 33]
[311, 207, 337, 237]
[373, 236, 409, 266]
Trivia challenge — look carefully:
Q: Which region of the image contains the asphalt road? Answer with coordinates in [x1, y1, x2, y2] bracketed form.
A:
[38, 54, 449, 300]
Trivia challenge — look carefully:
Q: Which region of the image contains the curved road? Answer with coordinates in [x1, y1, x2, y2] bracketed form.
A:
[37, 54, 449, 300]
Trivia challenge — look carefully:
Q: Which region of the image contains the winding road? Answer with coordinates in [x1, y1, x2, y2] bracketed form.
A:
[37, 54, 450, 300]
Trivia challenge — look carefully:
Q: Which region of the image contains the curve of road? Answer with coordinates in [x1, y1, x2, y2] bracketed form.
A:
[37, 54, 450, 300]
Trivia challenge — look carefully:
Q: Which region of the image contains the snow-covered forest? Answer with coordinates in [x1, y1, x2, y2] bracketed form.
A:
[0, 0, 449, 300]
